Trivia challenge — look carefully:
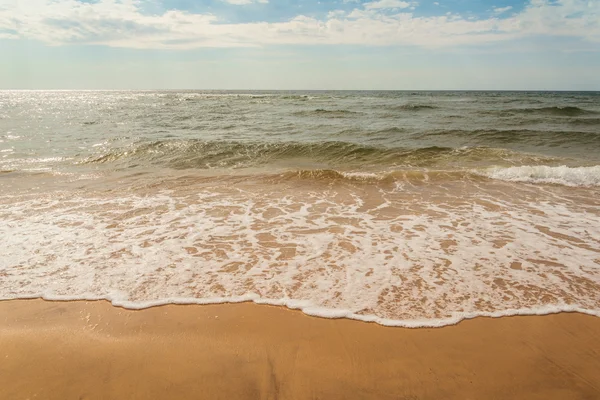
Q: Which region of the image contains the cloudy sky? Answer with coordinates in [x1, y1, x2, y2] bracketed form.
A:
[1, 0, 599, 89]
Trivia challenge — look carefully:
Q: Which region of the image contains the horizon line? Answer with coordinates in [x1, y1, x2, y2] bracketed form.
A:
[1, 89, 600, 92]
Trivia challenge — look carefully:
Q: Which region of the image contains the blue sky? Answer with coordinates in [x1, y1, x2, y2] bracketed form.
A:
[0, 0, 599, 89]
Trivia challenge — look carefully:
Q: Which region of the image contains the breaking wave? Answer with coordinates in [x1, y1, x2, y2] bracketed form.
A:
[478, 165, 600, 187]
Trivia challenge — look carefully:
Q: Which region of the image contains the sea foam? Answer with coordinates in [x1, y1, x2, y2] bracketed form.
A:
[478, 165, 600, 187]
[1, 179, 599, 327]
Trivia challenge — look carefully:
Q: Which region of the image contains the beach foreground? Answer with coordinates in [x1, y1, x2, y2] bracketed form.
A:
[1, 300, 599, 400]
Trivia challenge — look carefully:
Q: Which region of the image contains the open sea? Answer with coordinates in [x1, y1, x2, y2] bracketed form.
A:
[1, 90, 599, 327]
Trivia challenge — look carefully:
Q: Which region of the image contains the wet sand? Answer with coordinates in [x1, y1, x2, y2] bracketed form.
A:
[1, 299, 599, 400]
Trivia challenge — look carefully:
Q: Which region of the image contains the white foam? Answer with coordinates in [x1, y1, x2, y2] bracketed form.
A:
[4, 293, 600, 328]
[478, 165, 600, 187]
[1, 182, 599, 327]
[340, 171, 382, 179]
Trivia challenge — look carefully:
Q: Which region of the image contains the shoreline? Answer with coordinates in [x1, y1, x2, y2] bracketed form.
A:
[1, 299, 600, 399]
[3, 296, 600, 328]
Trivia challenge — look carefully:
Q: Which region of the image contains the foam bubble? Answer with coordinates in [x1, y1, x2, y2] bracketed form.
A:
[478, 165, 600, 187]
[1, 179, 599, 327]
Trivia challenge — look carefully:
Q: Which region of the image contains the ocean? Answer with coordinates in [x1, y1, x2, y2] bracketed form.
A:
[1, 90, 599, 327]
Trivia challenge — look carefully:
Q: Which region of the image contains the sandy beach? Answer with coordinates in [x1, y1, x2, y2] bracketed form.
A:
[1, 300, 599, 400]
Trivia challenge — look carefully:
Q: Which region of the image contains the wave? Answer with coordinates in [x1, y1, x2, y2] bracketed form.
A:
[277, 168, 476, 185]
[275, 165, 600, 187]
[420, 129, 600, 144]
[278, 164, 600, 187]
[523, 106, 596, 116]
[333, 127, 407, 137]
[483, 106, 597, 117]
[279, 169, 387, 183]
[81, 140, 558, 170]
[83, 140, 391, 169]
[392, 104, 438, 111]
[500, 98, 544, 104]
[293, 109, 362, 117]
[371, 127, 407, 135]
[568, 118, 600, 126]
[478, 165, 600, 187]
[281, 95, 310, 100]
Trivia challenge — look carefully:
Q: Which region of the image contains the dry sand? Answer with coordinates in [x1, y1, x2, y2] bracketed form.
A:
[1, 299, 599, 400]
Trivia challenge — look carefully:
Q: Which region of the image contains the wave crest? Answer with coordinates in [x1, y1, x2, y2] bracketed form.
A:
[81, 140, 561, 170]
[392, 104, 437, 111]
[478, 165, 600, 187]
[484, 106, 597, 117]
[293, 109, 362, 117]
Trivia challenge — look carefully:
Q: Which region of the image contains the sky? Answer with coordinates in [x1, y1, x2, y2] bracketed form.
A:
[0, 0, 599, 89]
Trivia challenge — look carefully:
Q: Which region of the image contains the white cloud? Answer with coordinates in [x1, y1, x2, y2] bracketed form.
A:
[327, 10, 347, 18]
[0, 0, 597, 49]
[222, 0, 268, 4]
[364, 0, 412, 9]
[494, 6, 513, 14]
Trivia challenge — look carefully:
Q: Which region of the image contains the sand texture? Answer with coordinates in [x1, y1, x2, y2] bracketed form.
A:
[1, 299, 599, 400]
